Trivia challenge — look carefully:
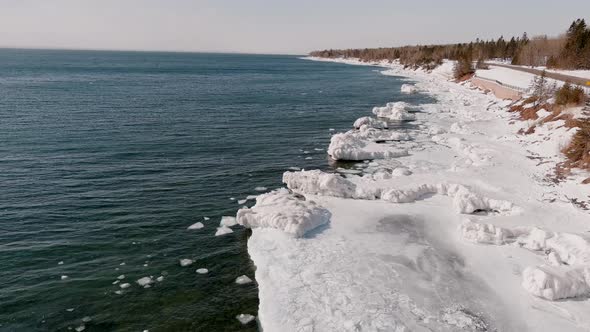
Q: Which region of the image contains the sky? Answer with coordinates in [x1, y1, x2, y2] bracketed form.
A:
[0, 0, 588, 54]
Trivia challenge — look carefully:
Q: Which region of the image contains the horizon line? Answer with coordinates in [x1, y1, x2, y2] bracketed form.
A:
[0, 46, 307, 56]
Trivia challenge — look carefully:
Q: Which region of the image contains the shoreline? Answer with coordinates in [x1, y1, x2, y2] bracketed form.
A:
[241, 57, 590, 331]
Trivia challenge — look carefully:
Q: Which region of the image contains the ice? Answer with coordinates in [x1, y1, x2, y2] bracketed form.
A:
[235, 275, 253, 284]
[119, 283, 130, 289]
[219, 216, 237, 227]
[75, 325, 85, 332]
[114, 290, 123, 295]
[372, 101, 416, 121]
[196, 268, 208, 274]
[81, 317, 91, 323]
[522, 266, 590, 301]
[304, 156, 313, 160]
[112, 280, 120, 285]
[236, 314, 256, 325]
[66, 308, 74, 312]
[238, 199, 247, 204]
[136, 276, 153, 287]
[283, 170, 356, 198]
[203, 216, 210, 220]
[353, 116, 388, 129]
[58, 261, 64, 265]
[179, 259, 193, 267]
[156, 276, 164, 282]
[61, 275, 68, 280]
[255, 186, 268, 191]
[215, 226, 233, 236]
[327, 131, 409, 161]
[401, 84, 419, 94]
[236, 188, 331, 237]
[187, 222, 204, 230]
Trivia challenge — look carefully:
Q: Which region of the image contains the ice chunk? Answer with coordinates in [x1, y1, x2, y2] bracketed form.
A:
[117, 274, 125, 280]
[372, 101, 416, 121]
[119, 283, 131, 289]
[203, 217, 210, 221]
[58, 261, 64, 265]
[156, 276, 164, 282]
[401, 84, 419, 94]
[187, 222, 204, 230]
[75, 325, 85, 332]
[353, 116, 388, 129]
[179, 259, 193, 267]
[236, 188, 331, 238]
[236, 314, 256, 325]
[219, 216, 237, 227]
[112, 280, 120, 285]
[238, 199, 247, 204]
[522, 265, 590, 300]
[235, 275, 253, 284]
[215, 226, 233, 236]
[136, 276, 153, 287]
[196, 268, 208, 274]
[283, 170, 356, 198]
[255, 186, 268, 192]
[327, 131, 409, 161]
[61, 275, 68, 280]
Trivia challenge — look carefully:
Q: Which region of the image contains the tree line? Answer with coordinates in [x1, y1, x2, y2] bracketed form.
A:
[309, 19, 590, 71]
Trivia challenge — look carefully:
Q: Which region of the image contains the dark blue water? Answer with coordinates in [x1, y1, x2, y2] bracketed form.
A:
[0, 49, 430, 331]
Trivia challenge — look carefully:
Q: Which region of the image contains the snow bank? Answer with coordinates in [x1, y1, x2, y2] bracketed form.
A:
[283, 170, 356, 198]
[236, 188, 331, 237]
[353, 116, 387, 129]
[401, 84, 419, 94]
[372, 101, 416, 121]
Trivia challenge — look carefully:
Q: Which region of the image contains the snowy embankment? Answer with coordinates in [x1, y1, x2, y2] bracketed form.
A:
[237, 57, 590, 331]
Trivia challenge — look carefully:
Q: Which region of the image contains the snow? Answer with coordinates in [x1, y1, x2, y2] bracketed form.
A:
[236, 188, 331, 238]
[179, 259, 193, 267]
[187, 222, 204, 230]
[215, 226, 233, 236]
[245, 56, 590, 331]
[235, 275, 253, 284]
[219, 216, 237, 227]
[236, 314, 256, 325]
[196, 268, 208, 274]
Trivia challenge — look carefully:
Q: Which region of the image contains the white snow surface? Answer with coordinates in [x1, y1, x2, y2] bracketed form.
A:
[236, 188, 331, 238]
[248, 57, 590, 332]
[401, 83, 419, 94]
[372, 101, 416, 121]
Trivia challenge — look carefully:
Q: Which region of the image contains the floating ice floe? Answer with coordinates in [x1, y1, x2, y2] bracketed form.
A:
[236, 188, 331, 238]
[114, 290, 123, 295]
[255, 186, 267, 192]
[215, 226, 234, 236]
[119, 283, 131, 289]
[220, 216, 237, 227]
[461, 220, 590, 301]
[401, 84, 419, 94]
[179, 259, 194, 267]
[196, 268, 208, 274]
[235, 275, 253, 284]
[61, 275, 68, 280]
[203, 217, 210, 221]
[112, 280, 120, 285]
[156, 276, 164, 282]
[353, 116, 388, 129]
[187, 222, 204, 230]
[236, 314, 256, 325]
[137, 276, 153, 287]
[372, 101, 416, 121]
[75, 325, 85, 332]
[58, 261, 64, 265]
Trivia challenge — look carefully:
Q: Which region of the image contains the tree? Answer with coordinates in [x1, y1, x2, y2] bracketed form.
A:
[529, 70, 555, 106]
[453, 53, 474, 80]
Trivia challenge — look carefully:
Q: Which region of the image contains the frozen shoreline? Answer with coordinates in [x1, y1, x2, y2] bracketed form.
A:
[240, 57, 590, 331]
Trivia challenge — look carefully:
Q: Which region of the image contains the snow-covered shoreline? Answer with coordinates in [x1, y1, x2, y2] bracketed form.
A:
[240, 57, 590, 331]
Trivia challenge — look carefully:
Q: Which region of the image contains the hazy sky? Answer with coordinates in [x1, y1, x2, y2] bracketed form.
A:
[1, 0, 588, 54]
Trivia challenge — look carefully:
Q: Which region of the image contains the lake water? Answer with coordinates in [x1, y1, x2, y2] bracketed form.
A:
[0, 50, 431, 331]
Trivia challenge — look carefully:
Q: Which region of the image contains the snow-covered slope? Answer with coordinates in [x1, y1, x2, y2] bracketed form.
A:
[241, 57, 590, 331]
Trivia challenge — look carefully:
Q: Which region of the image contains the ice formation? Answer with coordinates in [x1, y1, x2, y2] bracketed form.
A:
[236, 188, 331, 237]
[235, 275, 253, 285]
[353, 116, 388, 129]
[179, 259, 193, 267]
[327, 131, 409, 161]
[215, 226, 233, 236]
[119, 283, 130, 289]
[401, 84, 419, 94]
[372, 101, 416, 121]
[196, 268, 208, 274]
[219, 216, 237, 227]
[187, 222, 204, 230]
[136, 277, 153, 287]
[236, 314, 256, 325]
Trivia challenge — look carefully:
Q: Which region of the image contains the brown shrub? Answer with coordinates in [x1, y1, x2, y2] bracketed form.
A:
[555, 82, 587, 106]
[562, 120, 590, 170]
